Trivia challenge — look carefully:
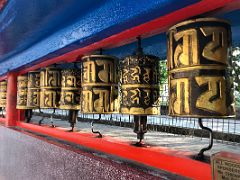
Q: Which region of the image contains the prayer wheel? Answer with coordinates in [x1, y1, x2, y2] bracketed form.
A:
[27, 71, 40, 109]
[16, 75, 28, 109]
[59, 69, 81, 110]
[120, 52, 161, 115]
[81, 55, 118, 114]
[167, 18, 235, 117]
[59, 68, 81, 131]
[0, 81, 7, 108]
[120, 37, 161, 145]
[40, 67, 61, 109]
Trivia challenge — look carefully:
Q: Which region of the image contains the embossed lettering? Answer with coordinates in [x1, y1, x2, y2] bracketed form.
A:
[174, 29, 198, 67]
[170, 78, 190, 115]
[195, 76, 226, 114]
[201, 27, 228, 64]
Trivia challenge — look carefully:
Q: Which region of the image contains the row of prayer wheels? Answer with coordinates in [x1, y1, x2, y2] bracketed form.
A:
[0, 17, 235, 147]
[0, 17, 235, 127]
[14, 53, 161, 115]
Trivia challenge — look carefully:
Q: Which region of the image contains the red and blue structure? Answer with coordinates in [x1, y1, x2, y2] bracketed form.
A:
[0, 0, 239, 179]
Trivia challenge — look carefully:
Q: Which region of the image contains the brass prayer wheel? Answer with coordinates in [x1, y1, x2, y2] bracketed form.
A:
[40, 67, 61, 108]
[59, 69, 81, 110]
[27, 71, 40, 109]
[0, 81, 7, 108]
[120, 54, 161, 115]
[167, 18, 235, 117]
[16, 75, 28, 109]
[81, 55, 118, 114]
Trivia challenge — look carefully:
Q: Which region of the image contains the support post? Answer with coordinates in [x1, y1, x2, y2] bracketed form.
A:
[17, 110, 25, 122]
[5, 72, 18, 127]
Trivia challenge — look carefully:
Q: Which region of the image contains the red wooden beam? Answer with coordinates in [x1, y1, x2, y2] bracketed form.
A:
[0, 74, 7, 81]
[0, 0, 7, 11]
[17, 0, 234, 75]
[16, 121, 212, 180]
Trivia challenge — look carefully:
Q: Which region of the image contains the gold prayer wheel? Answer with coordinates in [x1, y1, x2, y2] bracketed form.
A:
[81, 55, 118, 114]
[59, 69, 81, 110]
[40, 67, 61, 108]
[0, 81, 7, 108]
[27, 71, 40, 109]
[120, 54, 161, 115]
[16, 75, 28, 109]
[167, 18, 235, 117]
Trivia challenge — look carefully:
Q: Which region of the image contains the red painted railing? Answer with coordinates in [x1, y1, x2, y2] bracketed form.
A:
[15, 121, 212, 180]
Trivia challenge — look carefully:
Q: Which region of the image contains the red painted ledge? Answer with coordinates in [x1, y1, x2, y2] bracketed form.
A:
[0, 117, 5, 123]
[15, 121, 212, 180]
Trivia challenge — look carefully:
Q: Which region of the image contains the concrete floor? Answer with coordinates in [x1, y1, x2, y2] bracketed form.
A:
[31, 116, 240, 156]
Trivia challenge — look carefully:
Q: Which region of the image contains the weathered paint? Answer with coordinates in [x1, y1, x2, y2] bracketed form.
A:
[0, 0, 203, 75]
[0, 1, 238, 76]
[14, 0, 237, 76]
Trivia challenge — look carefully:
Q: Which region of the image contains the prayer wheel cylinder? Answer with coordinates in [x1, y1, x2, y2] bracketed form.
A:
[40, 67, 61, 108]
[27, 71, 40, 109]
[0, 81, 7, 108]
[81, 55, 118, 114]
[120, 54, 161, 115]
[59, 69, 81, 110]
[16, 75, 28, 109]
[167, 18, 235, 117]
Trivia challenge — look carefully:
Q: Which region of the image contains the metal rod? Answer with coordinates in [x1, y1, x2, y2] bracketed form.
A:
[38, 108, 45, 126]
[91, 114, 102, 138]
[99, 48, 103, 55]
[0, 107, 4, 118]
[50, 109, 56, 128]
[196, 118, 213, 160]
[25, 109, 32, 123]
[133, 115, 147, 147]
[68, 110, 78, 132]
[136, 36, 143, 55]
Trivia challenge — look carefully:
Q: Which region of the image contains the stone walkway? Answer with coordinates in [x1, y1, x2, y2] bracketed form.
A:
[30, 116, 240, 157]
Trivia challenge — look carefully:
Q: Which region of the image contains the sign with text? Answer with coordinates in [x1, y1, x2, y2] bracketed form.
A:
[212, 152, 240, 180]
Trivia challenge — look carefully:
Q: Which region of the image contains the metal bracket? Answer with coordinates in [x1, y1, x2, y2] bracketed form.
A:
[50, 109, 56, 128]
[38, 109, 45, 126]
[91, 114, 102, 138]
[68, 110, 78, 132]
[196, 118, 213, 160]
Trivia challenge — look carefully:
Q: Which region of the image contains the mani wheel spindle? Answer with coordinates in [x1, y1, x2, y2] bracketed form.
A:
[167, 18, 235, 160]
[25, 71, 41, 122]
[59, 67, 81, 131]
[120, 36, 161, 145]
[16, 75, 33, 122]
[81, 54, 118, 137]
[40, 66, 61, 127]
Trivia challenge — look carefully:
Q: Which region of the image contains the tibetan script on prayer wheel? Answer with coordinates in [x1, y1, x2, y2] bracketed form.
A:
[167, 18, 235, 117]
[120, 54, 161, 115]
[27, 71, 40, 109]
[40, 67, 61, 108]
[81, 55, 118, 114]
[59, 69, 81, 110]
[16, 75, 28, 109]
[0, 81, 7, 108]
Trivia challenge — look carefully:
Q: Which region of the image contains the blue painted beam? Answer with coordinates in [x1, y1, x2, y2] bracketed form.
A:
[0, 0, 199, 75]
[0, 0, 239, 76]
[106, 9, 240, 59]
